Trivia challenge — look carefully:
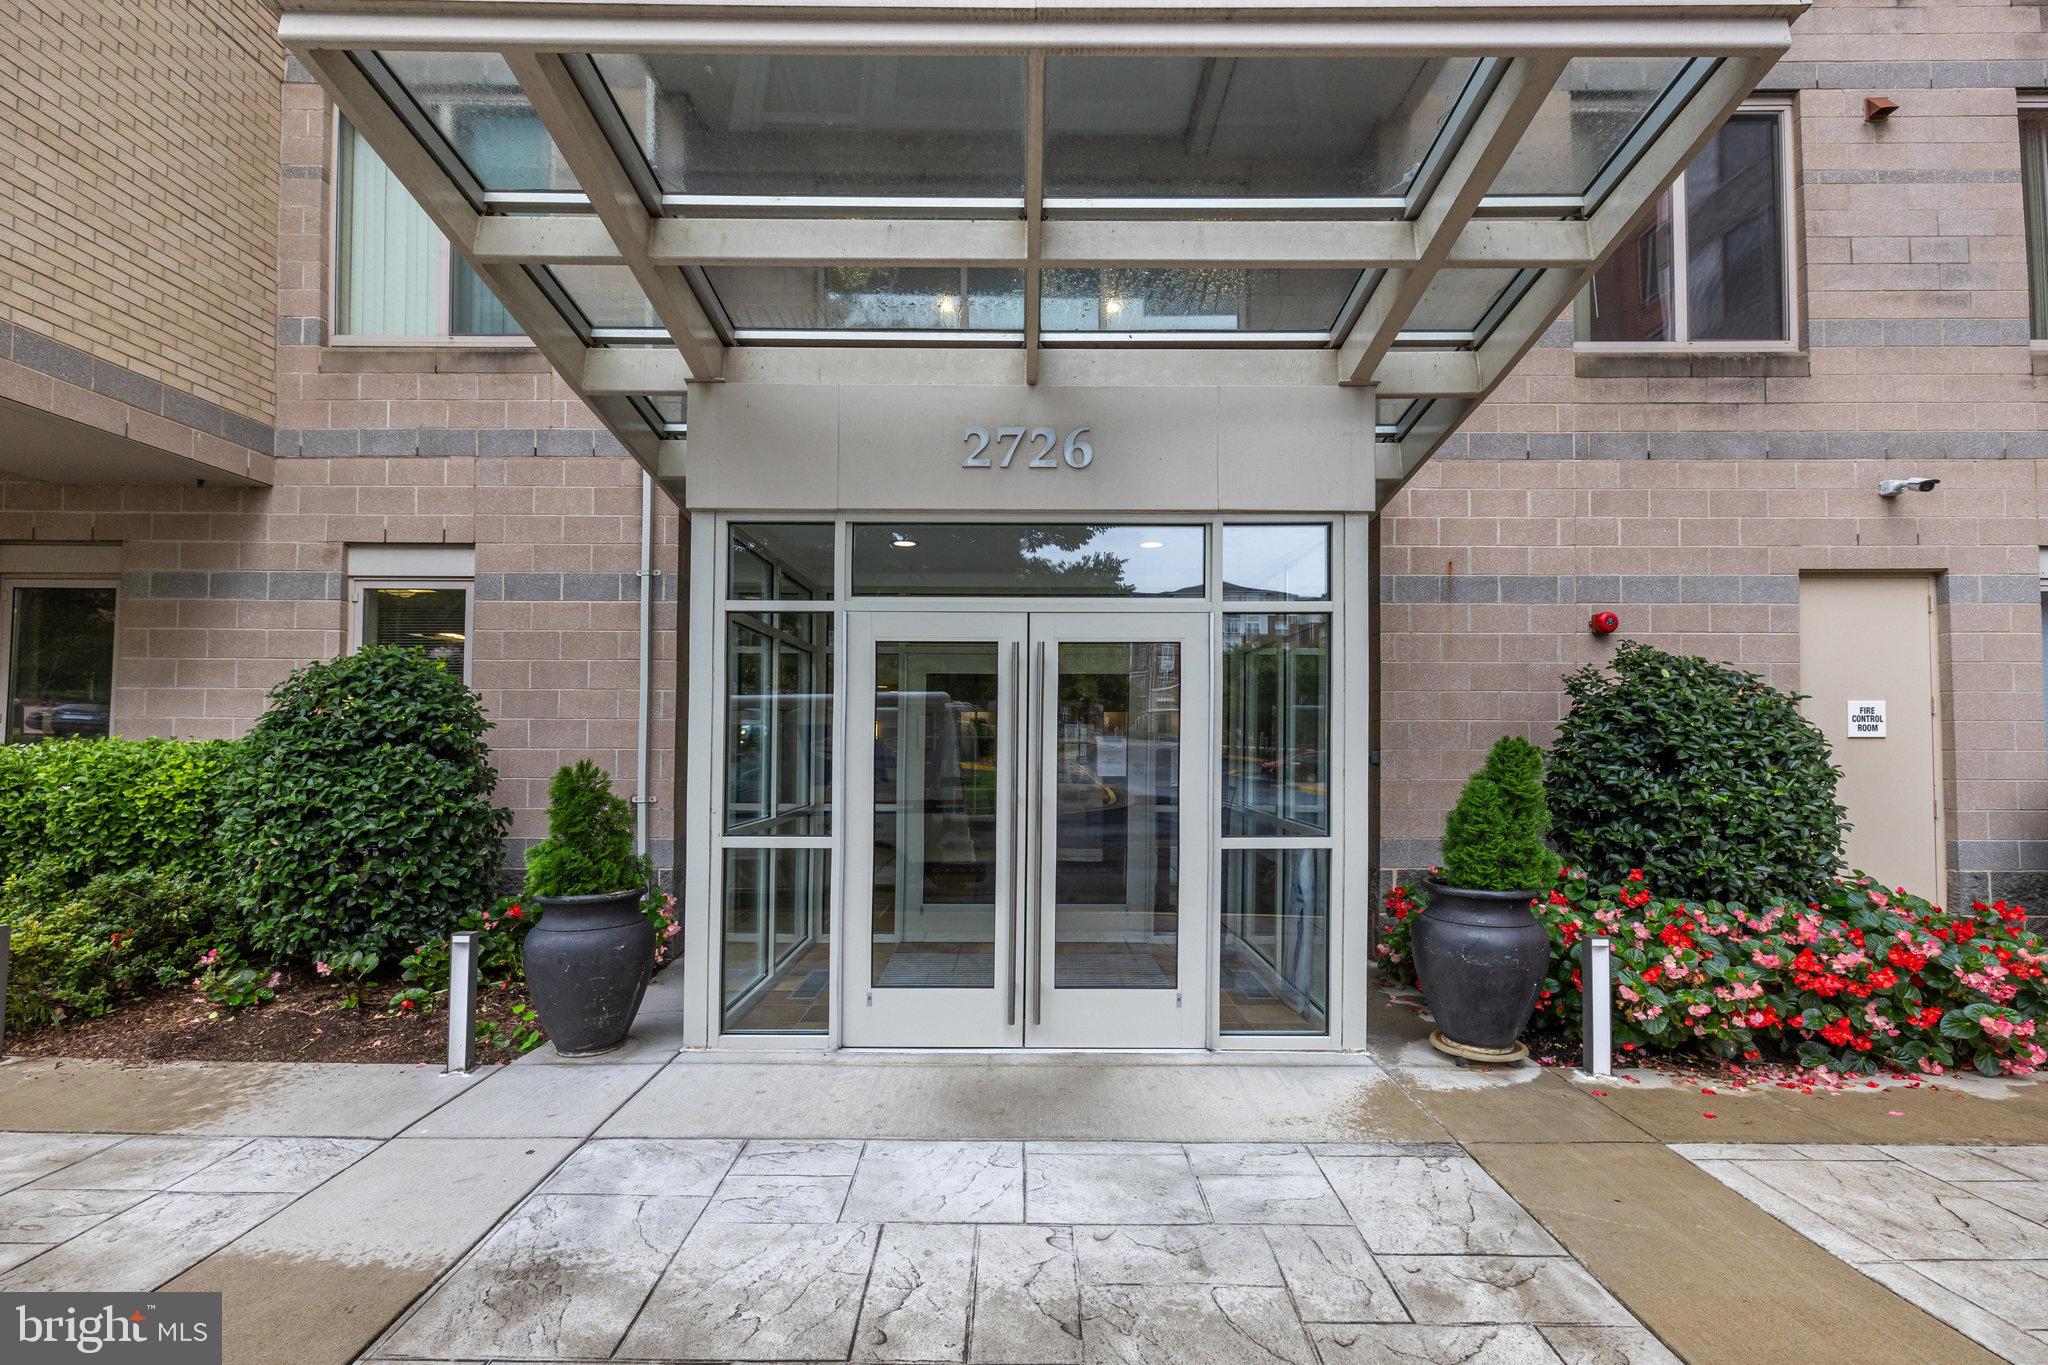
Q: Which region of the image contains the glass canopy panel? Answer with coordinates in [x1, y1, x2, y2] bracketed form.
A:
[1489, 57, 1691, 198]
[707, 267, 1025, 332]
[1403, 268, 1520, 334]
[588, 53, 1027, 198]
[376, 51, 578, 193]
[548, 265, 663, 329]
[1044, 56, 1480, 199]
[1042, 269, 1359, 334]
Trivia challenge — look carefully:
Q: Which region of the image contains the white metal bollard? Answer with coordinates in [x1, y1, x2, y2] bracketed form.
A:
[0, 923, 9, 1058]
[1581, 935, 1613, 1078]
[447, 932, 478, 1075]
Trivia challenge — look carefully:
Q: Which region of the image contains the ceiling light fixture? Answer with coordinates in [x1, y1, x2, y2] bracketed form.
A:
[937, 295, 958, 316]
[1139, 540, 1164, 550]
[891, 532, 918, 549]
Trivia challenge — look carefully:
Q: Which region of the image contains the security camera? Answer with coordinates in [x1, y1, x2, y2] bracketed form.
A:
[1878, 477, 1940, 497]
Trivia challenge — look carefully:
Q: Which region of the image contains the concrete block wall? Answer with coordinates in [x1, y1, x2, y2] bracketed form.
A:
[0, 0, 281, 428]
[1377, 0, 2048, 907]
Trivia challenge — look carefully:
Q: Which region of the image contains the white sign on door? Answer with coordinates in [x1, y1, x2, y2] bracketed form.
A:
[1848, 699, 1887, 738]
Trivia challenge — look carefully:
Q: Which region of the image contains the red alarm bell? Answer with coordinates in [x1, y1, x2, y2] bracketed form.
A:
[1589, 611, 1620, 636]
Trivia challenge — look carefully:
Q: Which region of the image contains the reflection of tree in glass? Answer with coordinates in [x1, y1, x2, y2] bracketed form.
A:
[12, 589, 115, 702]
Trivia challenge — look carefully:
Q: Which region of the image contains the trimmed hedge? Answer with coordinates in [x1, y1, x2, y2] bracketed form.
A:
[0, 737, 239, 888]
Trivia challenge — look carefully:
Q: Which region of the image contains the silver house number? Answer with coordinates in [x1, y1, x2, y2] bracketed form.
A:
[962, 426, 1094, 470]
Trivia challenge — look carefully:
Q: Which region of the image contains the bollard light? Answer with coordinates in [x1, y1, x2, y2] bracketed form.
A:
[0, 923, 9, 1058]
[447, 932, 479, 1075]
[1581, 935, 1613, 1078]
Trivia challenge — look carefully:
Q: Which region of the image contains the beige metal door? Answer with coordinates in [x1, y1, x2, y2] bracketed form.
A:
[1798, 576, 1943, 900]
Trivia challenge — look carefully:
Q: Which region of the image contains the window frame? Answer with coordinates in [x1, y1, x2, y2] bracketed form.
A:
[0, 575, 121, 744]
[2018, 96, 2048, 343]
[347, 576, 476, 684]
[1573, 98, 1798, 354]
[326, 107, 533, 349]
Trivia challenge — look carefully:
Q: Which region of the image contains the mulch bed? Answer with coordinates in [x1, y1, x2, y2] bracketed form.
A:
[7, 973, 542, 1066]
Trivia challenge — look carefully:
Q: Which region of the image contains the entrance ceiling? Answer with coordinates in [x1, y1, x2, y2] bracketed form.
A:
[280, 1, 1805, 501]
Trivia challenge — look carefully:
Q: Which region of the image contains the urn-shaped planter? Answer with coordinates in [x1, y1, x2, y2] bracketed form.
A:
[1412, 879, 1549, 1061]
[522, 890, 655, 1057]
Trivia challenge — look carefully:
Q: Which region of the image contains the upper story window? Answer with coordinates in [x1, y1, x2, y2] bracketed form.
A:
[334, 118, 523, 342]
[2021, 106, 2048, 339]
[1575, 104, 1794, 349]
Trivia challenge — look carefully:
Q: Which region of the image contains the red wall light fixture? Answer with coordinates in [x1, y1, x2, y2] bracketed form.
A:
[1589, 611, 1620, 636]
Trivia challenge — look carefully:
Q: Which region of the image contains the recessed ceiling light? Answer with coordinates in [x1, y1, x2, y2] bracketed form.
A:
[1139, 540, 1164, 550]
[892, 534, 918, 549]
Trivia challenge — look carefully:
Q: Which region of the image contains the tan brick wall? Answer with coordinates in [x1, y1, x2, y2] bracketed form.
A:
[0, 0, 281, 426]
[0, 458, 683, 873]
[1380, 0, 2048, 903]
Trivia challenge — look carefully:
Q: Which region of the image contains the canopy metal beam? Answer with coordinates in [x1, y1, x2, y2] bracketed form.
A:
[470, 215, 1592, 272]
[507, 50, 727, 379]
[1339, 54, 1569, 386]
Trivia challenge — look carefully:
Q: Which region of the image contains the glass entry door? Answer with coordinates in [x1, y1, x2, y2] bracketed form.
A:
[845, 610, 1208, 1049]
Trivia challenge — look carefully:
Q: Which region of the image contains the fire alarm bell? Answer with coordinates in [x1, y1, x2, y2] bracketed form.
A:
[1589, 611, 1620, 636]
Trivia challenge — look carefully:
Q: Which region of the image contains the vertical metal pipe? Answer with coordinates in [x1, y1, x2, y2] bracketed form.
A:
[635, 469, 655, 859]
[447, 932, 478, 1074]
[1582, 935, 1613, 1078]
[0, 923, 10, 1058]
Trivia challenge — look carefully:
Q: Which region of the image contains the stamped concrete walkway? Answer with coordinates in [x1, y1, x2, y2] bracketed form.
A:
[0, 971, 2043, 1363]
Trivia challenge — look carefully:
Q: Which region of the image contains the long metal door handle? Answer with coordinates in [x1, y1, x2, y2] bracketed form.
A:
[1030, 640, 1047, 1027]
[1006, 640, 1022, 1028]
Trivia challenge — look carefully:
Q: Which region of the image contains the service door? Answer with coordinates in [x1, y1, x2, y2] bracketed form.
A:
[1798, 575, 1943, 900]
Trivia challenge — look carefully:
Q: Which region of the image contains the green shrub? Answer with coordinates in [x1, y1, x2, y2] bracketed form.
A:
[0, 738, 237, 888]
[218, 646, 510, 962]
[524, 761, 651, 900]
[1439, 736, 1554, 892]
[1546, 642, 1846, 906]
[2, 867, 227, 1030]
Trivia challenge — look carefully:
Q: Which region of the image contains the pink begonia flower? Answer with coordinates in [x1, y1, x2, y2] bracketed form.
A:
[315, 960, 332, 977]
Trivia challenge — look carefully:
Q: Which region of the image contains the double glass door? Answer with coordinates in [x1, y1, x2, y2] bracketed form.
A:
[846, 611, 1209, 1048]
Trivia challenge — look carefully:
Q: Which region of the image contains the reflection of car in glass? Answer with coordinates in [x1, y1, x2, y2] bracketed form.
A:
[13, 700, 111, 740]
[1259, 747, 1321, 780]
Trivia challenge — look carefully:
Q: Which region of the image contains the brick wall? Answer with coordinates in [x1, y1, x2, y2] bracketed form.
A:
[1377, 0, 2048, 907]
[0, 0, 281, 427]
[0, 458, 683, 873]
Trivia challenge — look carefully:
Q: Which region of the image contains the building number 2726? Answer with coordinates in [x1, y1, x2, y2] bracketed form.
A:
[962, 426, 1094, 470]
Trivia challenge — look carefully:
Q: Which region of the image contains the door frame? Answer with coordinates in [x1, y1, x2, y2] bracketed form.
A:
[845, 611, 1031, 1048]
[682, 511, 1365, 1053]
[1024, 609, 1212, 1050]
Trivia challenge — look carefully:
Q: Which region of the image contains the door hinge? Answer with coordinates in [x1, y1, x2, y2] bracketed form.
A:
[866, 991, 873, 1007]
[1176, 991, 1184, 1008]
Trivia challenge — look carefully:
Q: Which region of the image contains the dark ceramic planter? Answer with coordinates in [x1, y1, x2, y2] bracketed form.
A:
[523, 889, 655, 1057]
[1411, 879, 1548, 1054]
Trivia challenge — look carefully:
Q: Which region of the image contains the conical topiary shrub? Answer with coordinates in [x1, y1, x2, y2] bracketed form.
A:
[1413, 735, 1555, 1060]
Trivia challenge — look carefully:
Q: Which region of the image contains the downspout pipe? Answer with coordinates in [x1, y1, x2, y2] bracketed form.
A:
[635, 469, 654, 859]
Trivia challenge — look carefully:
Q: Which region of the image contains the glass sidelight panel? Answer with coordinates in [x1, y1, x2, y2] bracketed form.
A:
[1220, 848, 1329, 1034]
[1051, 641, 1182, 990]
[725, 612, 834, 834]
[870, 642, 1002, 990]
[722, 846, 831, 1033]
[6, 585, 116, 743]
[1221, 615, 1330, 836]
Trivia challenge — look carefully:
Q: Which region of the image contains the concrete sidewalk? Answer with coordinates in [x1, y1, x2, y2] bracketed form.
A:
[0, 978, 2039, 1363]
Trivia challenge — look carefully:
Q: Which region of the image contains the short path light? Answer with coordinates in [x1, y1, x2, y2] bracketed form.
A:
[447, 932, 478, 1075]
[1582, 935, 1614, 1078]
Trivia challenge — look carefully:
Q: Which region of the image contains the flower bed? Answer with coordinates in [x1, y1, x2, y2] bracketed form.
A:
[1378, 871, 2048, 1077]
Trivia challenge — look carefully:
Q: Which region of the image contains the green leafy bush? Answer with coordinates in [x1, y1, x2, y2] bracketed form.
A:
[1, 867, 227, 1030]
[0, 738, 237, 888]
[1439, 736, 1554, 892]
[524, 761, 651, 900]
[1545, 642, 1846, 906]
[218, 646, 510, 962]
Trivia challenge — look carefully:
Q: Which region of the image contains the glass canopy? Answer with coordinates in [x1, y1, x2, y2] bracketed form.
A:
[290, 2, 1796, 466]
